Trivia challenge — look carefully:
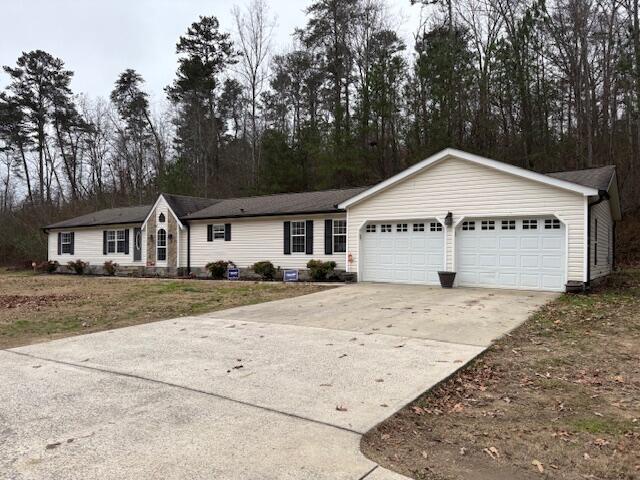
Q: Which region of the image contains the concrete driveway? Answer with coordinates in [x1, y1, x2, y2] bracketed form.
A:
[0, 284, 555, 480]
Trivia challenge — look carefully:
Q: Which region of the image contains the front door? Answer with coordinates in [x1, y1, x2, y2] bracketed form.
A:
[133, 227, 142, 262]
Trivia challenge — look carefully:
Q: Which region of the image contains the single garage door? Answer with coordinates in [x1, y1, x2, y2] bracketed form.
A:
[361, 220, 444, 284]
[456, 217, 566, 291]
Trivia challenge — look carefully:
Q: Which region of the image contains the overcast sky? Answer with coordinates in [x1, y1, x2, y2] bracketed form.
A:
[1, 0, 423, 105]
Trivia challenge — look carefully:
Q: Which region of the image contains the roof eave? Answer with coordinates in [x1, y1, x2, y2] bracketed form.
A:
[43, 219, 145, 231]
[184, 208, 346, 222]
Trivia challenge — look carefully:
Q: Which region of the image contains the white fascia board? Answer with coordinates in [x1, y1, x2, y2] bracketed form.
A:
[338, 148, 599, 209]
[141, 194, 184, 230]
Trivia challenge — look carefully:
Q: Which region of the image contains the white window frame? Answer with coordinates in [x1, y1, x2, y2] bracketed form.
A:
[380, 224, 392, 233]
[366, 224, 376, 233]
[212, 224, 225, 240]
[501, 220, 516, 230]
[291, 220, 306, 253]
[333, 219, 346, 253]
[61, 232, 73, 254]
[430, 222, 443, 232]
[396, 223, 408, 232]
[106, 229, 126, 254]
[481, 220, 495, 230]
[462, 221, 475, 231]
[523, 219, 538, 230]
[545, 219, 561, 229]
[413, 223, 425, 232]
[157, 228, 167, 261]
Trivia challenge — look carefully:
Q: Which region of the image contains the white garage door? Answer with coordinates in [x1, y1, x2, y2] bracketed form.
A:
[361, 221, 444, 284]
[457, 218, 566, 291]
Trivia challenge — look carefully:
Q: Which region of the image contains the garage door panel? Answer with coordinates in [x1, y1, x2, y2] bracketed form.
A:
[521, 255, 539, 267]
[542, 237, 563, 249]
[479, 255, 497, 266]
[499, 237, 518, 249]
[457, 217, 565, 292]
[542, 255, 563, 268]
[362, 220, 444, 285]
[499, 255, 517, 267]
[497, 273, 518, 286]
[520, 274, 540, 288]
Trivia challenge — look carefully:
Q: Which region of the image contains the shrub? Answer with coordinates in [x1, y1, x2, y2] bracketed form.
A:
[103, 260, 119, 276]
[37, 260, 59, 274]
[67, 260, 88, 275]
[252, 261, 276, 281]
[205, 260, 235, 280]
[306, 260, 336, 281]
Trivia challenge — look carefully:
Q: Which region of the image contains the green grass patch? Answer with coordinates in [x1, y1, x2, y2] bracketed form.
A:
[570, 417, 635, 435]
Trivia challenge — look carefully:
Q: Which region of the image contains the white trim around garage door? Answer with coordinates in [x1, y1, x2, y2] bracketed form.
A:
[453, 213, 569, 291]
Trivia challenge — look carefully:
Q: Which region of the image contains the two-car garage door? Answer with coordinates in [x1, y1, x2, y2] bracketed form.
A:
[360, 217, 566, 291]
[456, 218, 566, 291]
[361, 220, 444, 284]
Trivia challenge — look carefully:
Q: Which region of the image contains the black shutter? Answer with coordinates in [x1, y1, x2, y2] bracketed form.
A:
[207, 224, 213, 242]
[324, 219, 333, 255]
[124, 229, 130, 254]
[103, 231, 107, 255]
[224, 223, 231, 241]
[70, 232, 75, 255]
[305, 220, 314, 254]
[57, 232, 62, 255]
[284, 221, 291, 254]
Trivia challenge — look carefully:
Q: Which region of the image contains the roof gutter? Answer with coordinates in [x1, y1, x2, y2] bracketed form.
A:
[585, 189, 610, 289]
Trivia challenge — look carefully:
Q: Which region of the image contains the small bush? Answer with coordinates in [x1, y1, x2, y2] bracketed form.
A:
[37, 260, 59, 274]
[205, 260, 235, 280]
[67, 259, 88, 275]
[103, 260, 119, 276]
[306, 260, 336, 281]
[252, 261, 276, 280]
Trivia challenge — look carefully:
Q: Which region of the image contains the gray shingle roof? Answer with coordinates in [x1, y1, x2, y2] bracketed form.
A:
[546, 165, 615, 191]
[162, 194, 219, 218]
[44, 205, 152, 230]
[184, 187, 369, 220]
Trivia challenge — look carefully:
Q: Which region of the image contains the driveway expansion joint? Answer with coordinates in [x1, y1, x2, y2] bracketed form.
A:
[4, 348, 365, 437]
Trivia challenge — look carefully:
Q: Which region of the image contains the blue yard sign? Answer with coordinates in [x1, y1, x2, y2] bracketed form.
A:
[283, 270, 298, 282]
[227, 268, 240, 280]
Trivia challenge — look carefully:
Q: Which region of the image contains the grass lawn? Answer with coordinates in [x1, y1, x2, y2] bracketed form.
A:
[0, 271, 329, 349]
[362, 268, 640, 480]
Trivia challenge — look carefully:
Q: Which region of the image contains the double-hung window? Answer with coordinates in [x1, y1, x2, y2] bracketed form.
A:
[333, 220, 346, 253]
[212, 224, 225, 239]
[61, 232, 73, 254]
[106, 230, 116, 253]
[291, 221, 306, 253]
[116, 230, 126, 252]
[157, 229, 167, 261]
[106, 230, 126, 253]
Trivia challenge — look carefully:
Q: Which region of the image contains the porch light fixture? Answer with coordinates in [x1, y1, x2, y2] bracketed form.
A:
[444, 212, 453, 226]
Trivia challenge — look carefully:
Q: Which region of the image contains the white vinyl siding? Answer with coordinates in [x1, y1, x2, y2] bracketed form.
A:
[590, 199, 613, 279]
[346, 157, 587, 283]
[189, 214, 346, 270]
[48, 224, 140, 266]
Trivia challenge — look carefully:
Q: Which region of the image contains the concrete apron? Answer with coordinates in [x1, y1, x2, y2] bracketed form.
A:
[0, 285, 554, 480]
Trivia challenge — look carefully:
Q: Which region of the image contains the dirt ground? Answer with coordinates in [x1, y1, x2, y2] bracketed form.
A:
[362, 268, 640, 480]
[0, 271, 328, 349]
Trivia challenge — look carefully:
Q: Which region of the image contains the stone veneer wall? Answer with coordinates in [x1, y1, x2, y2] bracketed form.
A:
[167, 214, 178, 268]
[146, 214, 156, 265]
